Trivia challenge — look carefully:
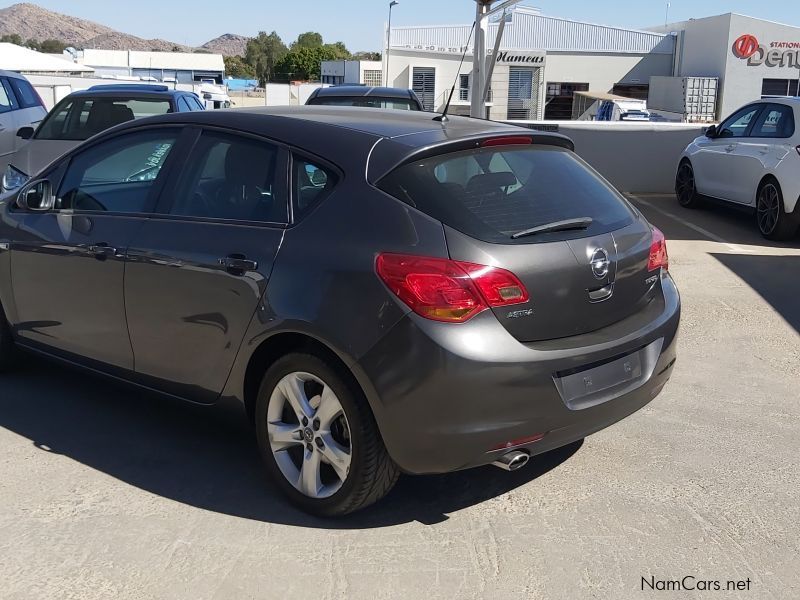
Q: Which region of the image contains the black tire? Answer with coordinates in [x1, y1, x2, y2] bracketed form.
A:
[675, 160, 702, 208]
[255, 352, 399, 517]
[756, 179, 797, 241]
[0, 302, 18, 372]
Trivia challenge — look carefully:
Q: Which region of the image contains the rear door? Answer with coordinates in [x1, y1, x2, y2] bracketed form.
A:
[732, 103, 796, 205]
[378, 143, 658, 342]
[692, 103, 763, 201]
[124, 128, 289, 403]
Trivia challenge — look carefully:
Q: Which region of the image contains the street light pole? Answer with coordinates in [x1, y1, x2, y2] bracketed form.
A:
[470, 1, 490, 118]
[385, 1, 399, 87]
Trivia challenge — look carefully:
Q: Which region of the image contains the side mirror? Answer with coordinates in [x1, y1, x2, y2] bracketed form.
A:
[16, 126, 35, 140]
[16, 180, 55, 211]
[705, 125, 718, 138]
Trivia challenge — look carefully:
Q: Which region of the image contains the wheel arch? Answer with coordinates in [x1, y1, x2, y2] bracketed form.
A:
[241, 331, 377, 427]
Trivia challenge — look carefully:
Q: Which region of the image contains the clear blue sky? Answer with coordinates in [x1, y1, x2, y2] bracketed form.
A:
[5, 0, 800, 50]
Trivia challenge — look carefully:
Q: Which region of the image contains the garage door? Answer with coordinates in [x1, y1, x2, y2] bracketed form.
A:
[412, 67, 436, 112]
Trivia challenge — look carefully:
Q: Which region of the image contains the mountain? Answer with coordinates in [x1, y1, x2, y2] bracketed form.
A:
[0, 2, 241, 53]
[201, 34, 250, 57]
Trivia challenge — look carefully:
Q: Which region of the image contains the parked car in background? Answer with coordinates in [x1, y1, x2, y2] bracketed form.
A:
[676, 97, 800, 240]
[306, 85, 423, 111]
[0, 107, 679, 516]
[0, 70, 47, 178]
[2, 84, 204, 193]
[596, 99, 651, 122]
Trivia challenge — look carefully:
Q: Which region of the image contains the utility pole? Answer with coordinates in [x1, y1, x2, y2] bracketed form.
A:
[385, 1, 399, 87]
[470, 0, 523, 118]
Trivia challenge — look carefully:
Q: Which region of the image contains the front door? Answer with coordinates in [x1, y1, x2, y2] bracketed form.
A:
[8, 127, 183, 371]
[692, 103, 763, 202]
[125, 129, 288, 403]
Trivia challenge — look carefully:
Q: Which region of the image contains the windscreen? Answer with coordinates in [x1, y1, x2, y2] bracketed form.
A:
[378, 146, 635, 244]
[309, 96, 419, 110]
[35, 97, 172, 141]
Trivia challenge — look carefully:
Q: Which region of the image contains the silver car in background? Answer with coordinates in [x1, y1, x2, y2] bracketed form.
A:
[0, 70, 47, 177]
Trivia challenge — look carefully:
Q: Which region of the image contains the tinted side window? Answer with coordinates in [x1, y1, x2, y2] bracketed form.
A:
[293, 156, 338, 218]
[0, 79, 16, 113]
[718, 105, 762, 138]
[168, 131, 287, 223]
[750, 104, 795, 138]
[8, 78, 40, 109]
[190, 96, 206, 111]
[177, 96, 191, 112]
[56, 129, 179, 213]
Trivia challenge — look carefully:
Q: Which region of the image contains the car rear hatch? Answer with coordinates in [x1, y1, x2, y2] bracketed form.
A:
[377, 139, 665, 342]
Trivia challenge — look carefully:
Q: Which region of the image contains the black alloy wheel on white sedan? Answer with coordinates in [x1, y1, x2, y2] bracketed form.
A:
[675, 160, 701, 208]
[756, 179, 798, 241]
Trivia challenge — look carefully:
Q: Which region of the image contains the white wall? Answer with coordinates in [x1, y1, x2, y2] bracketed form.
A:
[545, 52, 673, 90]
[509, 121, 708, 193]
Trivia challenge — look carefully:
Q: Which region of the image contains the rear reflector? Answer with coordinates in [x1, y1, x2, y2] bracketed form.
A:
[376, 253, 529, 323]
[796, 145, 800, 157]
[491, 433, 546, 451]
[481, 136, 533, 147]
[647, 227, 669, 272]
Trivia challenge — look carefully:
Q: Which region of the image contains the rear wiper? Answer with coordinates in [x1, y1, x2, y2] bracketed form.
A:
[511, 217, 594, 240]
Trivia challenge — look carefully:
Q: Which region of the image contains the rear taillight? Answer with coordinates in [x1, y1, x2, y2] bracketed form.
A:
[647, 227, 669, 272]
[376, 253, 529, 323]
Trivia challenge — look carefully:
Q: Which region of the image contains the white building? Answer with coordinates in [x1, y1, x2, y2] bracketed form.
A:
[386, 7, 674, 120]
[0, 43, 94, 75]
[69, 49, 225, 84]
[320, 60, 383, 86]
[385, 7, 800, 122]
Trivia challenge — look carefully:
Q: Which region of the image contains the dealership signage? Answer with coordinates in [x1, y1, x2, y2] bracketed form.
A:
[394, 45, 546, 65]
[733, 34, 800, 68]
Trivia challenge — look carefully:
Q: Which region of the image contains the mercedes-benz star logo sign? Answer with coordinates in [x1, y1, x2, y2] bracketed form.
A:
[590, 248, 610, 280]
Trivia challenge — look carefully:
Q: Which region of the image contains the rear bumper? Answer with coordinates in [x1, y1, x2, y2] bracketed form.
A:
[357, 273, 681, 474]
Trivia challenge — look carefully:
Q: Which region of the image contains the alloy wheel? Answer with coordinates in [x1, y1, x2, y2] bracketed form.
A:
[757, 183, 781, 236]
[266, 371, 352, 499]
[676, 163, 696, 207]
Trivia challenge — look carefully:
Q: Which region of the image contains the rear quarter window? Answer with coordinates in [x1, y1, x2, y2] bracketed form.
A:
[377, 146, 635, 244]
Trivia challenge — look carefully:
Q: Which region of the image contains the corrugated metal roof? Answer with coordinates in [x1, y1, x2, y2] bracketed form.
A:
[0, 43, 94, 73]
[390, 9, 674, 55]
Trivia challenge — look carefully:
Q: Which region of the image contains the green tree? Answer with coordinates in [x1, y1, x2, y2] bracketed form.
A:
[293, 31, 323, 50]
[277, 46, 339, 81]
[324, 41, 351, 60]
[0, 34, 23, 45]
[38, 39, 68, 53]
[224, 55, 256, 79]
[245, 31, 288, 86]
[353, 51, 381, 61]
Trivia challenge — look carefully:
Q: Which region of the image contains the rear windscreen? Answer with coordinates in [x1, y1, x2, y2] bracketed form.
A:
[309, 96, 419, 110]
[377, 146, 635, 244]
[35, 97, 172, 141]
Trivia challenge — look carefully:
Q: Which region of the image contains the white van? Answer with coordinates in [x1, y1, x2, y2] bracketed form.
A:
[596, 99, 651, 122]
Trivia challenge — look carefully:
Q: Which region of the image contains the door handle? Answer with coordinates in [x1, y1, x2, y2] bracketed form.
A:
[725, 144, 736, 153]
[219, 254, 258, 275]
[87, 242, 119, 260]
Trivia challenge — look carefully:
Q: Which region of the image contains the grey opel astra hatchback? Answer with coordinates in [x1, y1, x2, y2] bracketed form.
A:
[0, 107, 680, 516]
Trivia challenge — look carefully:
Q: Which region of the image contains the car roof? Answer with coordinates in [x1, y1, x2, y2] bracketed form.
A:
[756, 96, 800, 107]
[0, 69, 30, 80]
[66, 85, 191, 100]
[312, 86, 415, 99]
[95, 105, 575, 182]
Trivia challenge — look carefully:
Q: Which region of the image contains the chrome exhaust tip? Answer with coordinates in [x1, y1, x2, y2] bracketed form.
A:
[492, 450, 530, 472]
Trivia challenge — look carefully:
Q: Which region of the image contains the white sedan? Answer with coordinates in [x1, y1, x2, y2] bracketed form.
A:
[676, 98, 800, 240]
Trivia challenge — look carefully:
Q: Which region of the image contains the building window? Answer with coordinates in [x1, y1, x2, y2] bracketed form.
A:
[459, 74, 470, 101]
[363, 70, 382, 87]
[507, 67, 542, 120]
[545, 82, 589, 120]
[762, 79, 799, 97]
[412, 67, 436, 111]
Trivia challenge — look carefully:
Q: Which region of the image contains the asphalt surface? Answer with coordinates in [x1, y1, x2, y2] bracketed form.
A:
[1, 194, 798, 600]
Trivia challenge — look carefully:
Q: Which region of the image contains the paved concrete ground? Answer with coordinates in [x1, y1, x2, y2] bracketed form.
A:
[1, 195, 798, 600]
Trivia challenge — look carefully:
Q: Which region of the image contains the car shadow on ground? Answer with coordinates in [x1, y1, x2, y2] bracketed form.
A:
[0, 363, 582, 529]
[710, 253, 800, 335]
